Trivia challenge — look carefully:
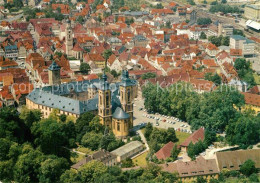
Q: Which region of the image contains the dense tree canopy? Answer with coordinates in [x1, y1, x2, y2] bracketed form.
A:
[234, 58, 256, 88]
[142, 83, 244, 132]
[197, 18, 212, 25]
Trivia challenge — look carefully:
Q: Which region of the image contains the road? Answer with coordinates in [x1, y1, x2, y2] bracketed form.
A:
[133, 91, 192, 133]
[137, 129, 149, 150]
[0, 13, 23, 23]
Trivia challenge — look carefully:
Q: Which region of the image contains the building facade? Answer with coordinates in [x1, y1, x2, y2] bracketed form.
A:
[26, 69, 137, 138]
[244, 3, 260, 21]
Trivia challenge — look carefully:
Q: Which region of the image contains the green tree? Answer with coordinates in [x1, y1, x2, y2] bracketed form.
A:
[197, 18, 212, 25]
[80, 62, 91, 74]
[31, 118, 70, 158]
[75, 112, 95, 141]
[156, 3, 164, 9]
[39, 156, 69, 183]
[204, 73, 222, 85]
[0, 107, 28, 143]
[141, 72, 157, 80]
[240, 159, 257, 177]
[103, 49, 113, 68]
[200, 32, 207, 39]
[76, 16, 85, 24]
[226, 114, 260, 148]
[121, 158, 134, 168]
[165, 128, 178, 142]
[20, 107, 42, 129]
[14, 147, 46, 183]
[59, 169, 81, 183]
[170, 144, 180, 161]
[81, 131, 102, 150]
[144, 122, 153, 141]
[79, 160, 107, 182]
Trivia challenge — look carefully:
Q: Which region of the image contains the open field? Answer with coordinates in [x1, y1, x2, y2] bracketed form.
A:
[133, 151, 148, 167]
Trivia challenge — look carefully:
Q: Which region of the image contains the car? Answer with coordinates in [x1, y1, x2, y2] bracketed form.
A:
[163, 119, 166, 122]
[156, 123, 159, 126]
[136, 132, 139, 135]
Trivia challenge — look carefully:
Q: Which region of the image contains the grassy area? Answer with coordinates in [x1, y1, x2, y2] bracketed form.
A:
[77, 147, 94, 155]
[133, 151, 148, 167]
[176, 131, 190, 145]
[253, 74, 260, 85]
[71, 152, 85, 164]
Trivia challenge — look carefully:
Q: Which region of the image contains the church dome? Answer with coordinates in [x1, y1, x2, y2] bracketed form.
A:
[112, 107, 130, 120]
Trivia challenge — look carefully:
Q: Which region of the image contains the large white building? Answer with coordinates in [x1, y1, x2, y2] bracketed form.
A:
[230, 35, 255, 57]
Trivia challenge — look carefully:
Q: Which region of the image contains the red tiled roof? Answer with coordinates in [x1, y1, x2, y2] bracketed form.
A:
[156, 141, 177, 160]
[180, 128, 205, 147]
[242, 92, 260, 107]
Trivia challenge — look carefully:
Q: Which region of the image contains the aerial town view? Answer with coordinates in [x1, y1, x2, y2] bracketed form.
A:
[0, 0, 259, 182]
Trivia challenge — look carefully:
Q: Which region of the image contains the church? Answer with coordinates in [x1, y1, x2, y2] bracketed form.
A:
[26, 61, 137, 138]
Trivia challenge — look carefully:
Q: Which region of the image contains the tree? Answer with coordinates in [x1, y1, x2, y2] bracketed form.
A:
[79, 160, 107, 182]
[165, 128, 178, 143]
[170, 144, 180, 161]
[20, 107, 42, 129]
[221, 0, 227, 3]
[121, 158, 134, 168]
[81, 131, 102, 150]
[80, 63, 91, 74]
[141, 72, 157, 80]
[103, 49, 113, 63]
[197, 18, 212, 25]
[39, 156, 69, 183]
[144, 122, 153, 141]
[14, 147, 45, 183]
[75, 112, 95, 141]
[59, 169, 81, 183]
[31, 118, 70, 158]
[233, 29, 245, 37]
[240, 159, 257, 177]
[234, 58, 256, 88]
[200, 32, 207, 39]
[204, 73, 222, 85]
[226, 114, 260, 148]
[156, 3, 164, 9]
[76, 16, 85, 24]
[0, 107, 28, 143]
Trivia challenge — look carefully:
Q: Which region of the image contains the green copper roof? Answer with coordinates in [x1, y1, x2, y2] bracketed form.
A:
[48, 61, 61, 71]
[112, 107, 130, 119]
[119, 70, 136, 87]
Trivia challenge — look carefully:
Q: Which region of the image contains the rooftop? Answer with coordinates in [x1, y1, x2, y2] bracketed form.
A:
[111, 141, 143, 157]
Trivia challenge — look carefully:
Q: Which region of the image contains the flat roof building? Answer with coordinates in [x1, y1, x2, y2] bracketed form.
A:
[111, 141, 144, 162]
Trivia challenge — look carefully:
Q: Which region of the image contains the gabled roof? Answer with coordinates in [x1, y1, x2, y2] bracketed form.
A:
[180, 128, 205, 147]
[156, 141, 176, 160]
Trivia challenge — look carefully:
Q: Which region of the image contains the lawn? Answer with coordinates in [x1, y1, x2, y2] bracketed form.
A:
[77, 147, 94, 154]
[71, 152, 85, 164]
[176, 131, 190, 145]
[253, 73, 260, 85]
[133, 151, 148, 167]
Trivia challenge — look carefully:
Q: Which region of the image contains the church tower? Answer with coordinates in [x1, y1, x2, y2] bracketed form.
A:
[48, 61, 61, 85]
[98, 73, 112, 128]
[65, 20, 73, 57]
[119, 70, 135, 129]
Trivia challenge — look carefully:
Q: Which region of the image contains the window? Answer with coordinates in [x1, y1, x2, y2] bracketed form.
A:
[99, 96, 102, 105]
[127, 89, 131, 102]
[106, 93, 109, 107]
[117, 122, 120, 131]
